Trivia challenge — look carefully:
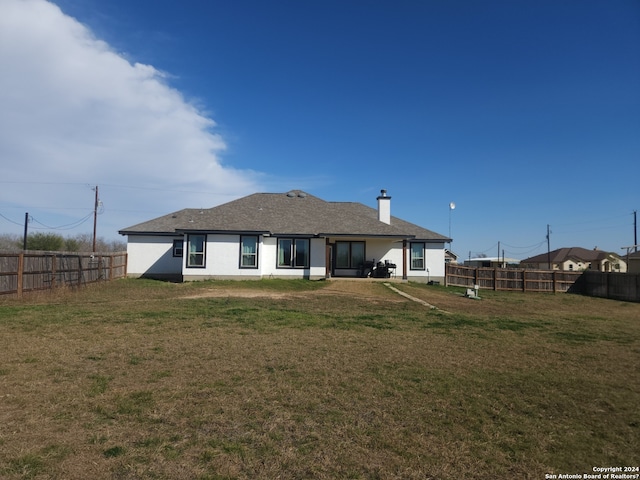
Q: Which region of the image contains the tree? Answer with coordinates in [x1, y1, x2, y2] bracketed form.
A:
[26, 232, 64, 251]
[65, 233, 126, 252]
[0, 232, 125, 252]
[0, 233, 22, 251]
[63, 237, 81, 252]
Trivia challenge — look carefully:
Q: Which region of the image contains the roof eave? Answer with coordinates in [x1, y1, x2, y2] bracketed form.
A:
[176, 228, 271, 235]
[319, 232, 414, 239]
[119, 230, 179, 236]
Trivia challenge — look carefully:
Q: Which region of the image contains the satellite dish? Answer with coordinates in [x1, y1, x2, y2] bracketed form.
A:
[449, 202, 456, 210]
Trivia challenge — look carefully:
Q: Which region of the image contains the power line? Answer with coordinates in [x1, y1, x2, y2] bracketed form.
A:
[30, 213, 93, 231]
[503, 241, 547, 257]
[501, 240, 547, 250]
[0, 212, 24, 226]
[1, 210, 95, 231]
[552, 212, 633, 228]
[0, 205, 95, 211]
[0, 180, 240, 197]
[475, 243, 498, 255]
[0, 181, 87, 186]
[552, 223, 631, 235]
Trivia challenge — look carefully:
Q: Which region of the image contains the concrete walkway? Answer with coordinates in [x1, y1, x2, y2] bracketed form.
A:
[383, 282, 440, 310]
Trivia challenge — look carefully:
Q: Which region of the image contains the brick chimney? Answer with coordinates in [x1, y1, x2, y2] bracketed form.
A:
[377, 189, 391, 224]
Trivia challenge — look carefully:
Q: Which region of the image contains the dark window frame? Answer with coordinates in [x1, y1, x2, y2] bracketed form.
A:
[277, 237, 310, 269]
[172, 239, 184, 257]
[186, 234, 206, 268]
[410, 242, 426, 270]
[335, 241, 366, 269]
[239, 235, 259, 269]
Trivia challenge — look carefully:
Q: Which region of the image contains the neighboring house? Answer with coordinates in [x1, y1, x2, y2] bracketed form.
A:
[626, 250, 640, 274]
[445, 249, 459, 265]
[464, 257, 520, 268]
[520, 247, 627, 272]
[119, 190, 451, 282]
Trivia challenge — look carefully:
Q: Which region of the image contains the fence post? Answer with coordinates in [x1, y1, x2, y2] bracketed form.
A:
[17, 253, 24, 298]
[493, 268, 498, 291]
[51, 254, 57, 289]
[522, 270, 526, 292]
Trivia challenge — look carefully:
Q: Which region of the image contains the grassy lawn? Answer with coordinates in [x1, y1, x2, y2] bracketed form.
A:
[0, 279, 638, 479]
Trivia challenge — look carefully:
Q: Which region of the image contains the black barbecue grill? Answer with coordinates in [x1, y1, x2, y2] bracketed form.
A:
[359, 260, 396, 278]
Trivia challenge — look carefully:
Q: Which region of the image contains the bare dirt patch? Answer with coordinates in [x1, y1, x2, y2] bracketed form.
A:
[182, 288, 291, 299]
[181, 279, 405, 303]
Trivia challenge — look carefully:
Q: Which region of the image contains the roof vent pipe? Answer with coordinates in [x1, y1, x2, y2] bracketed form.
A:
[377, 189, 391, 224]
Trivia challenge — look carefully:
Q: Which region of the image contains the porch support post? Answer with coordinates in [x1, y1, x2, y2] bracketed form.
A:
[402, 239, 408, 280]
[325, 238, 331, 279]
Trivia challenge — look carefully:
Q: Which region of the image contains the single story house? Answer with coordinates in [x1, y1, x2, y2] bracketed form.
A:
[520, 247, 627, 272]
[445, 249, 459, 265]
[119, 189, 451, 282]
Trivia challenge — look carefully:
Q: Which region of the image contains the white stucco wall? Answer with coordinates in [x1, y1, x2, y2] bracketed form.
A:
[182, 234, 259, 280]
[126, 235, 183, 278]
[369, 239, 446, 282]
[380, 241, 443, 283]
[365, 238, 402, 266]
[182, 234, 327, 280]
[260, 237, 326, 279]
[127, 233, 446, 282]
[420, 243, 446, 282]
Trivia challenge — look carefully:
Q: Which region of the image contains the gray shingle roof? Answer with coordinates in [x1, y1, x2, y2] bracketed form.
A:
[521, 247, 621, 264]
[119, 190, 450, 241]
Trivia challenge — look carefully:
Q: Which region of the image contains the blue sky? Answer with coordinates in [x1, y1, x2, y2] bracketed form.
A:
[0, 0, 638, 259]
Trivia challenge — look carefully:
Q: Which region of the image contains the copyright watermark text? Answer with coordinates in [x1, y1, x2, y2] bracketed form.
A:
[545, 467, 640, 479]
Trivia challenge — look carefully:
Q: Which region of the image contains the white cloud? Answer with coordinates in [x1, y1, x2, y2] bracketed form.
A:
[0, 0, 262, 239]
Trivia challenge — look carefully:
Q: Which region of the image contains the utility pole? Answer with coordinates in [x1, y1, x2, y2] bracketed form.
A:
[92, 185, 99, 252]
[497, 241, 500, 267]
[23, 212, 29, 251]
[448, 202, 455, 250]
[546, 224, 551, 270]
[634, 210, 637, 253]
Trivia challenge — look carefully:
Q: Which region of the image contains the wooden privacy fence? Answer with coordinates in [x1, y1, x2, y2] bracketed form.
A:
[0, 251, 127, 297]
[569, 271, 640, 303]
[445, 264, 582, 293]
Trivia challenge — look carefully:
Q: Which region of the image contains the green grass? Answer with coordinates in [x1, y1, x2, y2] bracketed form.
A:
[0, 278, 638, 479]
